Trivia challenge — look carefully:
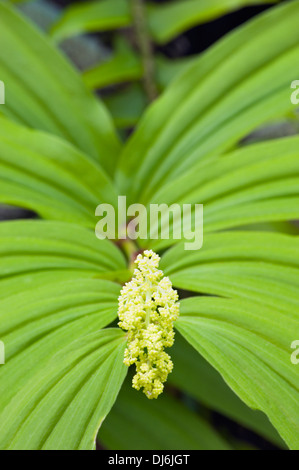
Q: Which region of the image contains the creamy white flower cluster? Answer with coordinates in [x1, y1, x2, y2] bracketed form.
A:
[118, 250, 180, 399]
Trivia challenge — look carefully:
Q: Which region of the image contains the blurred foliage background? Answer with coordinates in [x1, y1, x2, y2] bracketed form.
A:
[12, 0, 298, 139]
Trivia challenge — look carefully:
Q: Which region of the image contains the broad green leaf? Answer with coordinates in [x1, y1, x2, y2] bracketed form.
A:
[0, 279, 120, 360]
[161, 230, 299, 447]
[116, 1, 299, 203]
[161, 231, 299, 275]
[204, 198, 299, 234]
[231, 221, 299, 236]
[0, 278, 126, 450]
[149, 134, 299, 206]
[148, 196, 299, 251]
[83, 37, 142, 90]
[99, 376, 231, 450]
[136, 138, 299, 250]
[161, 231, 299, 309]
[170, 333, 285, 448]
[0, 220, 129, 299]
[175, 296, 299, 449]
[148, 0, 281, 44]
[0, 2, 120, 174]
[0, 117, 118, 225]
[171, 265, 299, 315]
[51, 0, 132, 43]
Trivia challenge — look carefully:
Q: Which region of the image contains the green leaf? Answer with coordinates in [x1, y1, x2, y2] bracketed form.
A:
[116, 1, 299, 203]
[0, 2, 120, 174]
[148, 0, 281, 44]
[161, 231, 299, 307]
[51, 0, 132, 43]
[137, 137, 299, 250]
[155, 54, 198, 90]
[0, 277, 126, 450]
[161, 231, 299, 448]
[98, 56, 201, 128]
[150, 135, 299, 206]
[103, 84, 147, 129]
[170, 333, 285, 448]
[0, 220, 128, 299]
[99, 376, 231, 450]
[83, 37, 143, 90]
[0, 117, 118, 225]
[175, 296, 299, 449]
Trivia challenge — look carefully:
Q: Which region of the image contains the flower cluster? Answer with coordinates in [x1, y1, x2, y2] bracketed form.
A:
[118, 250, 180, 399]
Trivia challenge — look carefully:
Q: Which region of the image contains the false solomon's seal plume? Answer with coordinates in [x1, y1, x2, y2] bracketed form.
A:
[118, 250, 180, 399]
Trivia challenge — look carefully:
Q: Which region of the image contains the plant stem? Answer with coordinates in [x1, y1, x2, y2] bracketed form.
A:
[122, 239, 138, 262]
[132, 0, 158, 102]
